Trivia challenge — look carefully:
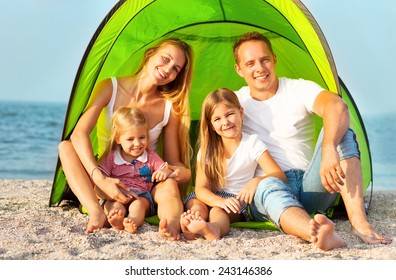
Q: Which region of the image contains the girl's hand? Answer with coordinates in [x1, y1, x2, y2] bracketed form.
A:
[152, 168, 173, 182]
[236, 180, 258, 204]
[215, 197, 242, 214]
[166, 164, 191, 183]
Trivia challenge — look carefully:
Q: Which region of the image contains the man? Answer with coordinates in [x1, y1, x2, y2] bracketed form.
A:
[233, 31, 391, 251]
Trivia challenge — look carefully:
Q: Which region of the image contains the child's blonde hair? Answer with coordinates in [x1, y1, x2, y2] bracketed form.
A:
[109, 107, 148, 152]
[197, 88, 242, 192]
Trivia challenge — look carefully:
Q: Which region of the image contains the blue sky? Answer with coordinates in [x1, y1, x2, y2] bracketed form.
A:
[0, 0, 395, 116]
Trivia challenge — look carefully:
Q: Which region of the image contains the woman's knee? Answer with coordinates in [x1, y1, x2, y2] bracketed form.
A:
[58, 140, 74, 157]
[152, 178, 181, 199]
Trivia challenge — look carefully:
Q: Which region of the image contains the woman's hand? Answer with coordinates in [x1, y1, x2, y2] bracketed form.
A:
[94, 174, 134, 204]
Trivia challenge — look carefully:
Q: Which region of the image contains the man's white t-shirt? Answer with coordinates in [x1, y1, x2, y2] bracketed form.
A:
[235, 77, 324, 173]
[198, 133, 267, 195]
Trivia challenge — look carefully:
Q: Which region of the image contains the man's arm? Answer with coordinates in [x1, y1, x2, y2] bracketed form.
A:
[312, 90, 350, 194]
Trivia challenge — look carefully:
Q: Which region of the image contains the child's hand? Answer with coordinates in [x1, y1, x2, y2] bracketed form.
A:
[215, 197, 242, 214]
[236, 180, 258, 204]
[152, 168, 172, 182]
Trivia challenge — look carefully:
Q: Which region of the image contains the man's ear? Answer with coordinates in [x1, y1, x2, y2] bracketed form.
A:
[234, 63, 244, 78]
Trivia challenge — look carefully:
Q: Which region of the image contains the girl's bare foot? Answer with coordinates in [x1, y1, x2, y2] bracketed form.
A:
[309, 214, 346, 251]
[123, 218, 138, 233]
[180, 210, 199, 240]
[107, 209, 125, 230]
[183, 211, 220, 240]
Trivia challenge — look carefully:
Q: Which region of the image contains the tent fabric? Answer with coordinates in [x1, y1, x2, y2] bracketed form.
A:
[49, 0, 373, 224]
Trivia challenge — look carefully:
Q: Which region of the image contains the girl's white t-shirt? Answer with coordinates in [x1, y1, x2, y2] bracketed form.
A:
[198, 132, 267, 195]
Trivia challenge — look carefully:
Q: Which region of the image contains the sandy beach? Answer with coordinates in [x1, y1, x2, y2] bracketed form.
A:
[0, 179, 395, 260]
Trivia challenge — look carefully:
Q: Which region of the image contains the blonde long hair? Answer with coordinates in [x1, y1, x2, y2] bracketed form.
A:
[197, 88, 242, 192]
[135, 38, 193, 170]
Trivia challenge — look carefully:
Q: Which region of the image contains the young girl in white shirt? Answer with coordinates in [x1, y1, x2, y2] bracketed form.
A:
[181, 88, 286, 240]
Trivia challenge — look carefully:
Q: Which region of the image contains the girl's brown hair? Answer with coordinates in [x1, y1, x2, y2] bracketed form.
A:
[197, 88, 242, 191]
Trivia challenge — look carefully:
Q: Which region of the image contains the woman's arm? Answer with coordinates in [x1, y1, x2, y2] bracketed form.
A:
[70, 79, 131, 202]
[162, 108, 191, 183]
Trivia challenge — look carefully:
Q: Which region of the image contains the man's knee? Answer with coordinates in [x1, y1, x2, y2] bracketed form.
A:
[338, 128, 360, 160]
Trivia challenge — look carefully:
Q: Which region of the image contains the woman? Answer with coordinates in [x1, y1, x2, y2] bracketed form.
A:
[58, 38, 193, 240]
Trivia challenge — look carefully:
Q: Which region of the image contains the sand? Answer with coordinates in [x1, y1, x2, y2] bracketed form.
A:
[0, 179, 395, 260]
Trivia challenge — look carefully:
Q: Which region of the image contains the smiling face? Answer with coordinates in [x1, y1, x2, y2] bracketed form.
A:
[146, 44, 186, 86]
[116, 125, 148, 162]
[210, 103, 243, 141]
[234, 40, 278, 98]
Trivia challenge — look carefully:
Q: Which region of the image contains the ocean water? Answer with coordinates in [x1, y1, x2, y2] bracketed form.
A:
[0, 101, 395, 190]
[0, 101, 65, 180]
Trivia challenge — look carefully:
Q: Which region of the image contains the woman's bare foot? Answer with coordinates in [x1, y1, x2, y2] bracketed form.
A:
[85, 210, 107, 234]
[351, 223, 392, 245]
[123, 218, 138, 233]
[107, 209, 125, 230]
[159, 218, 181, 241]
[180, 210, 200, 240]
[309, 214, 346, 251]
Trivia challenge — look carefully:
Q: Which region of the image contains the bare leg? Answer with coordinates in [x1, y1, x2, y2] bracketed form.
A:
[181, 199, 209, 240]
[339, 157, 391, 244]
[58, 141, 106, 234]
[123, 197, 150, 234]
[280, 206, 346, 251]
[151, 179, 183, 241]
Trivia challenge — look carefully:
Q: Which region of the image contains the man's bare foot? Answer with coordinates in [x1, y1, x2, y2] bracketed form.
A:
[85, 211, 107, 234]
[159, 218, 181, 241]
[183, 211, 220, 240]
[309, 214, 346, 251]
[123, 218, 138, 233]
[351, 223, 392, 245]
[180, 210, 200, 240]
[107, 209, 125, 230]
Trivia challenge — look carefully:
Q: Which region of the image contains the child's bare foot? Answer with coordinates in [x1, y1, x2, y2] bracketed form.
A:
[85, 210, 107, 234]
[351, 223, 392, 245]
[123, 218, 138, 233]
[309, 214, 346, 251]
[107, 209, 125, 230]
[159, 218, 181, 241]
[181, 210, 200, 240]
[183, 212, 220, 240]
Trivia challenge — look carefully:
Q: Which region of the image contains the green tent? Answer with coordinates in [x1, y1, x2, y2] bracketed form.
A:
[49, 0, 373, 227]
